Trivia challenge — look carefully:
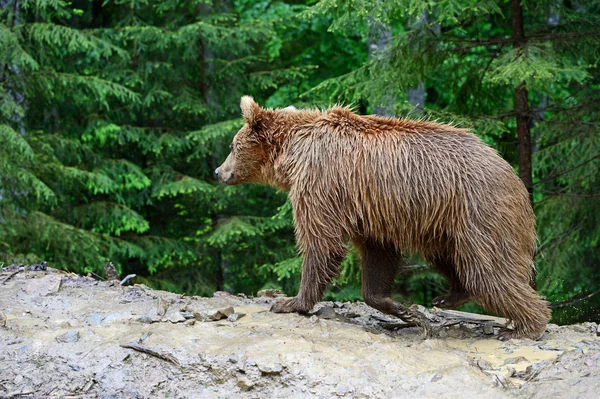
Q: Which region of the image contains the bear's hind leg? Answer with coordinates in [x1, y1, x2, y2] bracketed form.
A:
[458, 258, 550, 340]
[357, 239, 432, 336]
[430, 257, 471, 309]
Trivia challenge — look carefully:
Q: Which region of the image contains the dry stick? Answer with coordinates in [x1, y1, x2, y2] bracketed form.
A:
[433, 309, 507, 328]
[120, 274, 136, 285]
[551, 287, 600, 309]
[1, 270, 21, 285]
[120, 343, 180, 366]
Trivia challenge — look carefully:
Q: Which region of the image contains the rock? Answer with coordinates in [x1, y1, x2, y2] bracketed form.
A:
[315, 306, 336, 320]
[23, 275, 62, 296]
[257, 362, 283, 375]
[0, 311, 6, 328]
[237, 377, 255, 391]
[137, 315, 153, 324]
[482, 324, 494, 335]
[180, 311, 194, 319]
[184, 319, 196, 326]
[333, 302, 344, 309]
[504, 356, 528, 365]
[56, 330, 80, 343]
[309, 315, 319, 324]
[194, 307, 237, 322]
[227, 312, 245, 322]
[257, 289, 286, 298]
[430, 372, 443, 382]
[165, 310, 186, 323]
[156, 297, 169, 318]
[218, 307, 235, 317]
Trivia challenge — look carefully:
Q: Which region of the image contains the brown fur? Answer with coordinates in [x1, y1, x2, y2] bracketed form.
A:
[216, 96, 551, 340]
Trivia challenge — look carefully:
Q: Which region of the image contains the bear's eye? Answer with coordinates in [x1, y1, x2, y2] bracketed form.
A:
[229, 143, 234, 152]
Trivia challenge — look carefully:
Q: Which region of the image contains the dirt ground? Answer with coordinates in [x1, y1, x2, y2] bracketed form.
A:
[1, 266, 599, 399]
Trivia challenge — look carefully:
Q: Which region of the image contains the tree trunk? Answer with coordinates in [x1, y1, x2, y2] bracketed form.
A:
[511, 0, 534, 207]
[368, 5, 393, 117]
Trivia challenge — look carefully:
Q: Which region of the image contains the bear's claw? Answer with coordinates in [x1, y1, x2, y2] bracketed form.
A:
[270, 297, 312, 314]
[432, 291, 471, 309]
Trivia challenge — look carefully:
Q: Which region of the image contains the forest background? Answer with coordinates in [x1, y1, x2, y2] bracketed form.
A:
[1, 0, 599, 324]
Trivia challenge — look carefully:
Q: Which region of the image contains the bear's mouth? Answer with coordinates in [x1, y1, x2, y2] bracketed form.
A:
[219, 172, 236, 185]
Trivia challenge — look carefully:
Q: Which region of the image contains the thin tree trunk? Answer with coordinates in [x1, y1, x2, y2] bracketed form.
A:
[368, 3, 393, 117]
[511, 0, 534, 207]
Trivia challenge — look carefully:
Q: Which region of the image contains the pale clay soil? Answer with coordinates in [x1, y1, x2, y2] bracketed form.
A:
[0, 267, 599, 399]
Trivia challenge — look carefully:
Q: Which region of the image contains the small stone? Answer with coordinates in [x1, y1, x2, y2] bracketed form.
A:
[257, 362, 283, 375]
[184, 319, 196, 326]
[315, 306, 336, 320]
[309, 315, 319, 324]
[56, 330, 80, 343]
[137, 315, 153, 324]
[14, 374, 23, 384]
[180, 312, 194, 319]
[237, 377, 254, 391]
[430, 372, 443, 382]
[228, 313, 245, 322]
[333, 302, 344, 309]
[0, 311, 6, 328]
[165, 311, 186, 323]
[483, 324, 494, 335]
[156, 297, 169, 318]
[504, 356, 528, 365]
[218, 307, 235, 317]
[57, 321, 72, 328]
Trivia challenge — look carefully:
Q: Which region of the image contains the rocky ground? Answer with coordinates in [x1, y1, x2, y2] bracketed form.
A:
[0, 266, 599, 399]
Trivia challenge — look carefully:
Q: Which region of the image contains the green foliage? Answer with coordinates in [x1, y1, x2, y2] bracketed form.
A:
[1, 0, 598, 323]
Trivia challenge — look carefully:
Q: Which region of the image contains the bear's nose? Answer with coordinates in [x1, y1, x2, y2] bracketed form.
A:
[214, 168, 219, 178]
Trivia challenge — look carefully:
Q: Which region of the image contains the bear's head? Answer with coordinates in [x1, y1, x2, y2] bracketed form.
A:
[215, 96, 276, 186]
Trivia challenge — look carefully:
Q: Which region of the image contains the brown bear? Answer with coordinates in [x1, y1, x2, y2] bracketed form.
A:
[216, 96, 551, 340]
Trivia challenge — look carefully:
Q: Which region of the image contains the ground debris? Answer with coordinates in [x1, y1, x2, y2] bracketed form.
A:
[120, 343, 180, 366]
[2, 266, 599, 399]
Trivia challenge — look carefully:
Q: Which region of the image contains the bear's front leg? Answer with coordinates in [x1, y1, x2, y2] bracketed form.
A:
[271, 246, 345, 314]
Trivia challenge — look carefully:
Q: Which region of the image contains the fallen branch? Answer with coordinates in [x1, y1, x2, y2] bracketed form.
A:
[120, 274, 137, 285]
[551, 287, 600, 309]
[1, 270, 22, 285]
[432, 309, 507, 328]
[120, 343, 180, 366]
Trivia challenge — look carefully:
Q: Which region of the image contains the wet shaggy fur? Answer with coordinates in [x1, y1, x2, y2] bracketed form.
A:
[216, 96, 551, 340]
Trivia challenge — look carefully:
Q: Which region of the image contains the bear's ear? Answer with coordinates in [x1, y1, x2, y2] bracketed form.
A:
[240, 96, 261, 124]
